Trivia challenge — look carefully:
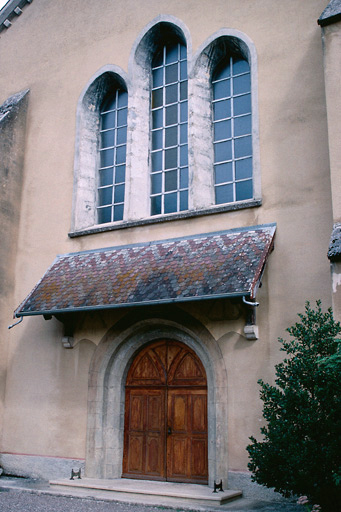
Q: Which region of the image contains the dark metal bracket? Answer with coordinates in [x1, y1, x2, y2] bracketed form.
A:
[213, 479, 224, 493]
[70, 468, 82, 480]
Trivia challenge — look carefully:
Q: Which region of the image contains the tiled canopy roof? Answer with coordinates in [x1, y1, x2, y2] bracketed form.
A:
[14, 224, 276, 317]
[318, 0, 341, 26]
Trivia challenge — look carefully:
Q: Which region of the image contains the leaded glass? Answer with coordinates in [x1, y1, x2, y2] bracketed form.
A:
[150, 42, 188, 215]
[97, 89, 127, 223]
[212, 55, 253, 204]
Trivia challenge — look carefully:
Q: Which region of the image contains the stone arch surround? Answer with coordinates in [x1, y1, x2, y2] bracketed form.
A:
[85, 307, 228, 487]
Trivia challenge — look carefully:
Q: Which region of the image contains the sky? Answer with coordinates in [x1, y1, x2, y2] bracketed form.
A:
[0, 1, 9, 12]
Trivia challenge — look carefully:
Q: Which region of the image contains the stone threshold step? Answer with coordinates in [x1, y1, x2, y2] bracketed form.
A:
[49, 478, 242, 505]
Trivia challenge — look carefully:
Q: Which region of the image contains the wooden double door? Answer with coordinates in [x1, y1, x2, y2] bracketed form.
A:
[122, 340, 208, 484]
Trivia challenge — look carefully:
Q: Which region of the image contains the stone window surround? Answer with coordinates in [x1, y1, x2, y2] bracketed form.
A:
[70, 15, 260, 236]
[85, 309, 229, 487]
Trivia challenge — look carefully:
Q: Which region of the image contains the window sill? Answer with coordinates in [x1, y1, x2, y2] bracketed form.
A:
[68, 199, 262, 238]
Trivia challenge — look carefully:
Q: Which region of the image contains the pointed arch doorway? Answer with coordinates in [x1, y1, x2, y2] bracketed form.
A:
[122, 339, 208, 484]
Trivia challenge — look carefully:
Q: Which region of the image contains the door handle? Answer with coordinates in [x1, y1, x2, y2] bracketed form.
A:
[167, 426, 172, 435]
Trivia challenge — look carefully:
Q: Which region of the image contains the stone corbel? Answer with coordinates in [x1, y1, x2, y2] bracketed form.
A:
[52, 313, 76, 349]
[242, 296, 259, 340]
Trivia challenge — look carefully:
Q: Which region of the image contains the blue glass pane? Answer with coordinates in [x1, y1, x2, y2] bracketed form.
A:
[98, 186, 112, 206]
[180, 45, 186, 60]
[214, 63, 231, 81]
[213, 79, 230, 100]
[180, 190, 188, 211]
[165, 84, 178, 105]
[215, 162, 233, 184]
[180, 81, 187, 100]
[151, 195, 161, 215]
[233, 58, 250, 76]
[101, 129, 115, 149]
[114, 184, 125, 203]
[166, 104, 177, 126]
[98, 207, 111, 224]
[180, 144, 188, 166]
[151, 173, 162, 194]
[214, 140, 232, 163]
[153, 67, 163, 88]
[233, 73, 251, 95]
[152, 129, 163, 150]
[100, 149, 114, 167]
[214, 120, 231, 141]
[165, 126, 177, 147]
[152, 49, 163, 68]
[234, 94, 251, 115]
[180, 123, 187, 143]
[165, 170, 177, 191]
[215, 184, 233, 204]
[165, 63, 178, 84]
[117, 91, 128, 108]
[180, 167, 188, 188]
[164, 192, 177, 213]
[213, 99, 231, 120]
[152, 151, 163, 172]
[115, 165, 125, 184]
[152, 88, 163, 108]
[101, 111, 115, 130]
[235, 158, 252, 180]
[99, 168, 113, 187]
[117, 108, 127, 127]
[180, 60, 187, 80]
[101, 96, 116, 112]
[234, 136, 252, 158]
[116, 145, 126, 164]
[113, 204, 124, 221]
[234, 115, 251, 137]
[236, 179, 253, 201]
[166, 44, 178, 64]
[180, 101, 188, 122]
[165, 147, 177, 169]
[152, 108, 163, 129]
[116, 126, 127, 145]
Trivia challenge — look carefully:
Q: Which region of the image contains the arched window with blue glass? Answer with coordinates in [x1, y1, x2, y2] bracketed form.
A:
[97, 89, 128, 224]
[150, 40, 188, 216]
[212, 55, 252, 205]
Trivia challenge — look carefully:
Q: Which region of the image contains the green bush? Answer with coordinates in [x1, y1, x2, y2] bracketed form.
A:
[247, 301, 341, 511]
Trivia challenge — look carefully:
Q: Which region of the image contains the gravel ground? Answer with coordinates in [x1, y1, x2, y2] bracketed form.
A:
[0, 488, 303, 512]
[1, 490, 184, 512]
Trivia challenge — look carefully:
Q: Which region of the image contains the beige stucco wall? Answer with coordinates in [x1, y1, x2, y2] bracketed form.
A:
[320, 19, 341, 320]
[321, 21, 341, 224]
[0, 0, 334, 483]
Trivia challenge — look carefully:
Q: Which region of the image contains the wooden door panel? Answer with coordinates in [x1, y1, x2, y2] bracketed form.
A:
[123, 388, 165, 479]
[146, 394, 163, 431]
[123, 340, 208, 483]
[171, 394, 187, 432]
[129, 394, 144, 430]
[167, 389, 208, 483]
[145, 434, 163, 475]
[127, 434, 144, 473]
[191, 438, 208, 478]
[167, 436, 188, 479]
[191, 394, 207, 432]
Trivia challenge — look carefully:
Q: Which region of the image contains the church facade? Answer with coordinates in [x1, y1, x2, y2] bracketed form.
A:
[0, 0, 340, 498]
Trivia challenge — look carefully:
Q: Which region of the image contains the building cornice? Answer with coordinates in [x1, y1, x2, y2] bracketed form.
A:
[0, 0, 33, 33]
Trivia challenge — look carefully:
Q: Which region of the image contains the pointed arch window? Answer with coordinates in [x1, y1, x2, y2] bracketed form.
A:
[212, 56, 253, 205]
[150, 42, 188, 216]
[97, 89, 128, 224]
